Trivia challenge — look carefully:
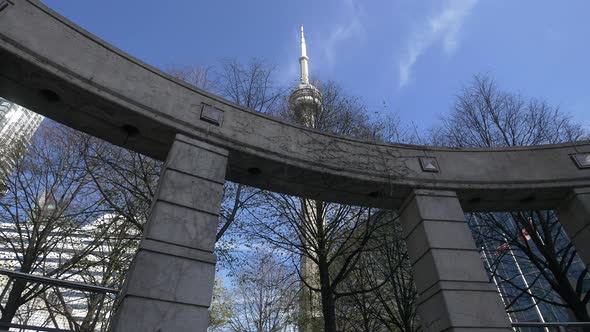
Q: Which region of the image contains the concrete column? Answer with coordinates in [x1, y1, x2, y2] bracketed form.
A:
[556, 187, 590, 271]
[110, 134, 227, 332]
[399, 189, 512, 332]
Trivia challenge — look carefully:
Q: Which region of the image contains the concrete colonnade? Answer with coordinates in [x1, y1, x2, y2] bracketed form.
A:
[399, 190, 512, 332]
[110, 135, 227, 331]
[107, 135, 590, 331]
[557, 187, 590, 271]
[3, 3, 590, 330]
[109, 135, 519, 331]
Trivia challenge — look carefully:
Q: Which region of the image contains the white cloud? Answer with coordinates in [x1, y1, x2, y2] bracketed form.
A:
[321, 0, 366, 68]
[399, 0, 478, 87]
[277, 0, 366, 84]
[277, 53, 300, 85]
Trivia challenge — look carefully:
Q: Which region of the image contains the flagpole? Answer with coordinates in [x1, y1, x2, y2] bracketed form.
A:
[481, 246, 514, 326]
[472, 216, 513, 323]
[505, 234, 549, 332]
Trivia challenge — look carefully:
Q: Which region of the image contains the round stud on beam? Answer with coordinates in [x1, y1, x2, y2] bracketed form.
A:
[247, 167, 261, 175]
[38, 89, 60, 103]
[120, 124, 140, 138]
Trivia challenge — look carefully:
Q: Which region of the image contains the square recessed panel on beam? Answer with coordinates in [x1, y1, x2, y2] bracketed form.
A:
[200, 104, 224, 126]
[419, 157, 439, 172]
[0, 0, 14, 12]
[572, 153, 590, 169]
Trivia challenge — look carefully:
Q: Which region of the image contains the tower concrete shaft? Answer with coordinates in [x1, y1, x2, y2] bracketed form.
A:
[298, 199, 324, 332]
[289, 25, 325, 332]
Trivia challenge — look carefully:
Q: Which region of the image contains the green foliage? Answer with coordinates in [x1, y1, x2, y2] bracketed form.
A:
[209, 278, 234, 330]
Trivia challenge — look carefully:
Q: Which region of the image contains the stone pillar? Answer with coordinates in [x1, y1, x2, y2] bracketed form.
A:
[399, 189, 512, 332]
[110, 134, 227, 332]
[556, 187, 590, 271]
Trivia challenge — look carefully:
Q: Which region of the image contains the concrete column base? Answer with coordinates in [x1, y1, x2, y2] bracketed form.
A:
[399, 189, 512, 332]
[557, 187, 590, 271]
[109, 134, 227, 332]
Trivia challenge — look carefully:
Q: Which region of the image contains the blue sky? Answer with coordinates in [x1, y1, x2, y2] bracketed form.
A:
[42, 0, 590, 133]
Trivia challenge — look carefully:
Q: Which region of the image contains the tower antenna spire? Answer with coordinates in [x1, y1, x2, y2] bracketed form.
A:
[299, 24, 309, 84]
[289, 24, 322, 128]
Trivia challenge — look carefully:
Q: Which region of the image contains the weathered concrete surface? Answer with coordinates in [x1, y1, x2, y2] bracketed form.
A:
[399, 190, 512, 332]
[2, 1, 588, 331]
[109, 134, 226, 331]
[557, 187, 590, 271]
[1, 0, 590, 211]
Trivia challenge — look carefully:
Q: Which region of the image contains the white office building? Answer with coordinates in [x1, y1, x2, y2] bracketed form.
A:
[0, 98, 43, 193]
[0, 213, 138, 331]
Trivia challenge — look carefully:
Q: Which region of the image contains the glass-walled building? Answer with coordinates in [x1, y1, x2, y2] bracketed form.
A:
[470, 213, 590, 332]
[0, 97, 43, 193]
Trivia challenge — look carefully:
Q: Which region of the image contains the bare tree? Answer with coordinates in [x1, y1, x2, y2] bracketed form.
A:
[227, 248, 297, 332]
[237, 79, 413, 332]
[471, 211, 590, 322]
[432, 74, 590, 322]
[68, 215, 139, 331]
[217, 58, 287, 114]
[168, 59, 282, 245]
[210, 58, 285, 260]
[0, 59, 284, 328]
[82, 60, 275, 264]
[338, 212, 418, 332]
[276, 80, 408, 142]
[432, 75, 586, 147]
[19, 214, 139, 332]
[165, 64, 217, 91]
[243, 190, 388, 331]
[82, 135, 160, 235]
[0, 122, 117, 325]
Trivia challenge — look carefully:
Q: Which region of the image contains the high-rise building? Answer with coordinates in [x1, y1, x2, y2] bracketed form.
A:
[470, 213, 588, 328]
[0, 98, 43, 193]
[0, 213, 136, 329]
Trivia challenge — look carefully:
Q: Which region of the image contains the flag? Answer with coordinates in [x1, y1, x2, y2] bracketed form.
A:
[519, 217, 534, 241]
[495, 242, 510, 256]
[519, 228, 531, 241]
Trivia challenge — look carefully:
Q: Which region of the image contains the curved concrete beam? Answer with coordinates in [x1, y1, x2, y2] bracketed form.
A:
[1, 0, 589, 211]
